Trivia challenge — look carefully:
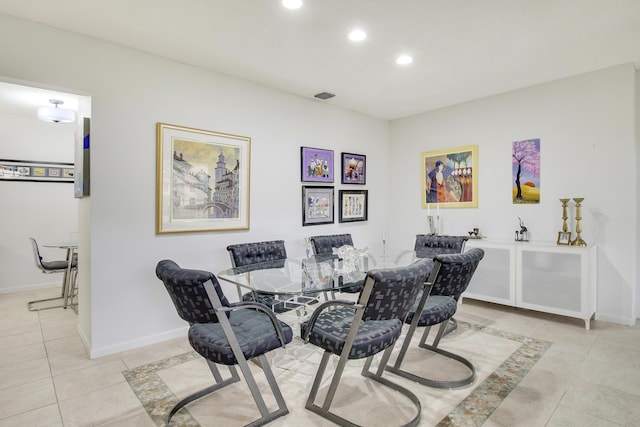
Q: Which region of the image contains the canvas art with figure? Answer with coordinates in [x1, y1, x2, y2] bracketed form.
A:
[421, 145, 478, 208]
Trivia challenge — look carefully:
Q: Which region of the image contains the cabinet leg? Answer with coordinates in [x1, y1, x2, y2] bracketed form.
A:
[584, 318, 591, 330]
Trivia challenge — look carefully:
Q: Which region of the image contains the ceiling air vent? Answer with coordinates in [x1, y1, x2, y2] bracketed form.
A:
[314, 92, 335, 100]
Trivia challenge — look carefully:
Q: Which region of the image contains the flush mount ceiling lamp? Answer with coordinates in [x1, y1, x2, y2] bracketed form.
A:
[282, 0, 302, 9]
[348, 29, 367, 42]
[396, 54, 414, 65]
[37, 99, 75, 123]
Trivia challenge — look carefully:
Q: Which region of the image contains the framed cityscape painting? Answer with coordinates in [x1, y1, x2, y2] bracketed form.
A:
[156, 123, 251, 234]
[301, 146, 334, 183]
[421, 145, 478, 209]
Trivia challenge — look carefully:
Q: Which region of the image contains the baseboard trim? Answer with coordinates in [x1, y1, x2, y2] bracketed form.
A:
[0, 282, 61, 294]
[89, 326, 188, 359]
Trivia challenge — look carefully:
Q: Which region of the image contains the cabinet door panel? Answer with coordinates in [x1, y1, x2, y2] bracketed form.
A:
[465, 245, 515, 304]
[519, 250, 582, 312]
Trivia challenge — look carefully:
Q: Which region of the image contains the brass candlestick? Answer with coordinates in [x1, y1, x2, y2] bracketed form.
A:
[559, 198, 570, 232]
[570, 197, 587, 246]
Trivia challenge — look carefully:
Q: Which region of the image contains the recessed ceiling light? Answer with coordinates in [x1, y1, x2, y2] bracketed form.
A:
[348, 29, 367, 42]
[396, 55, 413, 65]
[282, 0, 302, 9]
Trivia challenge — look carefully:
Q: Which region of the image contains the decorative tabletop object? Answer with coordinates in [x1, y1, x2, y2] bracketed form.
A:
[557, 198, 572, 245]
[515, 217, 528, 242]
[571, 197, 587, 246]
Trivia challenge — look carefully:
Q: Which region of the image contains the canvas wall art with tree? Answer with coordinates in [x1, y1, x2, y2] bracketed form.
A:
[512, 138, 540, 204]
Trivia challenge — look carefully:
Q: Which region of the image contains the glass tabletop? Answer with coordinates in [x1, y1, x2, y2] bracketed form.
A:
[217, 249, 418, 297]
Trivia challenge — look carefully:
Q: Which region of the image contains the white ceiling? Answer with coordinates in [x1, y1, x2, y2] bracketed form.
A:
[1, 0, 639, 120]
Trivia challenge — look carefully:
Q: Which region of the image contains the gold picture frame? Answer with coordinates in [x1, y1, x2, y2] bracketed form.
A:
[156, 123, 250, 234]
[557, 231, 572, 245]
[421, 145, 478, 208]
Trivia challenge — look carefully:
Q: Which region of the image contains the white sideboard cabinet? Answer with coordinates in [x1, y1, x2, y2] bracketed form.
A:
[464, 240, 597, 330]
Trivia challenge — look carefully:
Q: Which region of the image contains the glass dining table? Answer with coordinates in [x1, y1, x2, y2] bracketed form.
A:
[217, 249, 418, 312]
[218, 248, 421, 366]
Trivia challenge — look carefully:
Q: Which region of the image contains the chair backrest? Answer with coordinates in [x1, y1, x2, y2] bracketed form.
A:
[414, 235, 469, 259]
[155, 259, 231, 323]
[309, 234, 354, 257]
[226, 240, 287, 268]
[428, 248, 484, 298]
[361, 258, 433, 322]
[29, 237, 46, 272]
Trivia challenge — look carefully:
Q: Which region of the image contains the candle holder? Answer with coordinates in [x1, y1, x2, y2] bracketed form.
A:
[559, 198, 570, 232]
[570, 197, 587, 247]
[427, 216, 437, 235]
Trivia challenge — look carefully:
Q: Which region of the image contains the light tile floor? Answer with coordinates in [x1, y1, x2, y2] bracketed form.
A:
[1, 287, 639, 426]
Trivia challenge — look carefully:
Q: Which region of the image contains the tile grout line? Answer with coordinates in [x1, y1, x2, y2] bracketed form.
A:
[436, 321, 552, 426]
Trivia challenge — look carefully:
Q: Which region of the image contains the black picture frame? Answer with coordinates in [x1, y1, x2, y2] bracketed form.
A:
[0, 159, 74, 183]
[339, 190, 368, 223]
[341, 152, 366, 184]
[302, 186, 334, 226]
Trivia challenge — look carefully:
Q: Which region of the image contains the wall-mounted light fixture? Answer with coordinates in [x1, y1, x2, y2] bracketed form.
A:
[37, 99, 75, 123]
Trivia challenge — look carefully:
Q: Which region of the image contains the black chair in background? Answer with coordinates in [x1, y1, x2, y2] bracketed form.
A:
[226, 240, 293, 313]
[27, 237, 78, 311]
[386, 248, 484, 389]
[155, 259, 292, 426]
[309, 233, 363, 293]
[301, 258, 433, 427]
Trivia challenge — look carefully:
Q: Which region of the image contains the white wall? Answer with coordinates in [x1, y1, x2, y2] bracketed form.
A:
[0, 14, 390, 357]
[1, 13, 637, 358]
[389, 64, 638, 325]
[0, 113, 77, 291]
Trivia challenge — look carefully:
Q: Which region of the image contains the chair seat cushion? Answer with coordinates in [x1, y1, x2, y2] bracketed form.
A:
[301, 307, 403, 360]
[405, 295, 457, 327]
[189, 309, 293, 365]
[41, 254, 78, 271]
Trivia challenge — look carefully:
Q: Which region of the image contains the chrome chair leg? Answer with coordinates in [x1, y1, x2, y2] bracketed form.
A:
[165, 362, 240, 426]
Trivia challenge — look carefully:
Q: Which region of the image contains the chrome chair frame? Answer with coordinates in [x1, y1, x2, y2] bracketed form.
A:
[27, 237, 77, 311]
[414, 234, 469, 335]
[386, 248, 484, 389]
[156, 260, 291, 427]
[302, 259, 433, 427]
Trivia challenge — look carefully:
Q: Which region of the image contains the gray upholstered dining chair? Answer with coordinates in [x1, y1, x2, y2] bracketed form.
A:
[414, 234, 469, 259]
[301, 258, 433, 427]
[386, 248, 484, 389]
[155, 259, 292, 427]
[309, 233, 363, 293]
[226, 240, 293, 313]
[27, 237, 78, 311]
[414, 234, 469, 335]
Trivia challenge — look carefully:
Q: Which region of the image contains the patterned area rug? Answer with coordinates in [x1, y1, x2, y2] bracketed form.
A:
[123, 321, 551, 426]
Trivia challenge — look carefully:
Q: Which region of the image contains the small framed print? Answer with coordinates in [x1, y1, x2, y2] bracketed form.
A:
[557, 231, 572, 245]
[341, 152, 366, 184]
[302, 186, 334, 226]
[339, 190, 368, 223]
[0, 159, 74, 183]
[301, 147, 334, 183]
